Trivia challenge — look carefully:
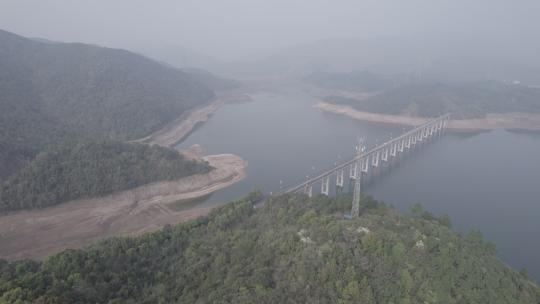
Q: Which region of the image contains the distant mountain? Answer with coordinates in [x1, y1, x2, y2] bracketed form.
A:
[325, 81, 540, 119]
[230, 35, 540, 84]
[182, 67, 239, 91]
[133, 44, 221, 71]
[0, 29, 218, 180]
[1, 193, 539, 303]
[304, 70, 404, 92]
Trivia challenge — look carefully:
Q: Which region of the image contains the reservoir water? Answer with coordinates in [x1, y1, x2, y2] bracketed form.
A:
[178, 89, 540, 281]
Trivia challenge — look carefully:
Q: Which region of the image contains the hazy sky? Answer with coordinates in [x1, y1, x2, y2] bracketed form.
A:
[1, 0, 539, 61]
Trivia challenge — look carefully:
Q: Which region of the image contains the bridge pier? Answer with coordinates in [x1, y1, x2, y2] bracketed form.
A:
[361, 157, 369, 173]
[351, 161, 362, 217]
[372, 151, 380, 167]
[390, 142, 397, 157]
[336, 169, 344, 188]
[350, 162, 358, 179]
[304, 183, 313, 198]
[381, 147, 389, 162]
[321, 176, 330, 196]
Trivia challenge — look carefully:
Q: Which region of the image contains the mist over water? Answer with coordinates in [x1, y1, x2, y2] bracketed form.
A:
[178, 91, 540, 281]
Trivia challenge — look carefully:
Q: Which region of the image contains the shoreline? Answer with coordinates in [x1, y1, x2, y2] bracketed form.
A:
[133, 100, 223, 147]
[0, 91, 251, 260]
[133, 91, 253, 147]
[315, 102, 540, 132]
[0, 153, 247, 260]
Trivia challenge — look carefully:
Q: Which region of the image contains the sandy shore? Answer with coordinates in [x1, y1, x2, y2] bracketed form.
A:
[0, 153, 247, 260]
[134, 101, 223, 147]
[315, 102, 540, 131]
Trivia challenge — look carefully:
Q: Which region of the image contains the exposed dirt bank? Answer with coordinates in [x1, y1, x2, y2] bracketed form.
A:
[0, 88, 251, 260]
[134, 101, 223, 147]
[0, 153, 247, 260]
[315, 102, 540, 132]
[134, 92, 252, 147]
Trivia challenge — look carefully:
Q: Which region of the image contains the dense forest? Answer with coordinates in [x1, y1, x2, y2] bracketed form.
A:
[1, 192, 538, 303]
[0, 29, 230, 180]
[0, 141, 211, 212]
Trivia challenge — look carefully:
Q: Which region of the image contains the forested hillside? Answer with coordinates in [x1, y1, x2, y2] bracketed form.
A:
[0, 29, 217, 180]
[324, 80, 540, 119]
[1, 193, 538, 303]
[0, 141, 211, 212]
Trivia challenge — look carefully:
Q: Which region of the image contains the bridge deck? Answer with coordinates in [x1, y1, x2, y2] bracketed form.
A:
[280, 114, 450, 194]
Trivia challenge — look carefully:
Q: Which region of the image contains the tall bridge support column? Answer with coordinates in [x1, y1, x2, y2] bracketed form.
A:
[442, 118, 448, 134]
[304, 184, 313, 198]
[351, 160, 362, 217]
[336, 169, 344, 188]
[361, 157, 369, 173]
[381, 147, 389, 162]
[372, 151, 380, 167]
[349, 162, 358, 179]
[390, 142, 397, 157]
[321, 176, 330, 196]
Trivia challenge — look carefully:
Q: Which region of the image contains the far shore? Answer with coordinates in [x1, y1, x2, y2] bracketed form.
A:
[315, 101, 540, 132]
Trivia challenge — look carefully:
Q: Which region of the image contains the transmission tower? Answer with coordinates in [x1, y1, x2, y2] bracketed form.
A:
[351, 138, 365, 217]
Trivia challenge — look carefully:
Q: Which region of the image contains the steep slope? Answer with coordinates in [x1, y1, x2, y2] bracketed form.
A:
[1, 193, 538, 303]
[0, 29, 214, 180]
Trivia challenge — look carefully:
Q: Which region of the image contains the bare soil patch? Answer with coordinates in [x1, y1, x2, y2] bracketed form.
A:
[0, 154, 246, 260]
[0, 88, 253, 260]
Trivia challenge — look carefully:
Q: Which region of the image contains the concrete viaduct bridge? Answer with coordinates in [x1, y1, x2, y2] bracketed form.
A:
[278, 113, 451, 217]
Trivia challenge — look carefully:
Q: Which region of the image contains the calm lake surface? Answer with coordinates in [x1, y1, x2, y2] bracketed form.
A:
[178, 89, 540, 281]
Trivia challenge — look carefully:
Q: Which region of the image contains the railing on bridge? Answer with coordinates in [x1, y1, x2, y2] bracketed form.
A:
[275, 113, 451, 216]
